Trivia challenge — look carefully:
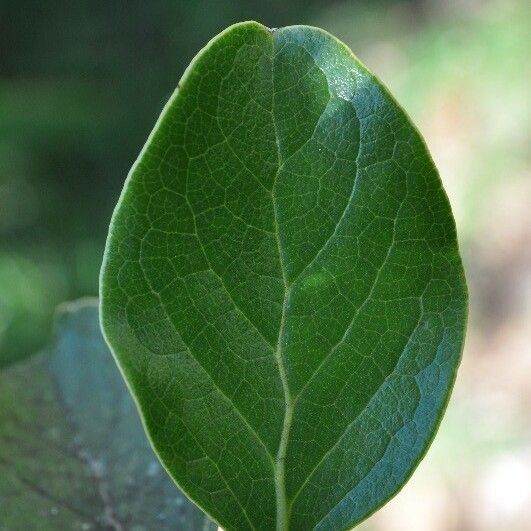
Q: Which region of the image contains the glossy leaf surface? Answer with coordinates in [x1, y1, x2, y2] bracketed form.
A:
[101, 22, 467, 530]
[0, 300, 213, 530]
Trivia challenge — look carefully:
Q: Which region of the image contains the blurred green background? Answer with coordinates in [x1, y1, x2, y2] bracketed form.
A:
[1, 0, 529, 529]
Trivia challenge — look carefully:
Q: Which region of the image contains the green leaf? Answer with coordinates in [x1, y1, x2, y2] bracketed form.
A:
[100, 21, 467, 530]
[0, 299, 214, 530]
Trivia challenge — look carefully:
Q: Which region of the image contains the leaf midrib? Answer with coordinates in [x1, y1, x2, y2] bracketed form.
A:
[270, 28, 294, 531]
